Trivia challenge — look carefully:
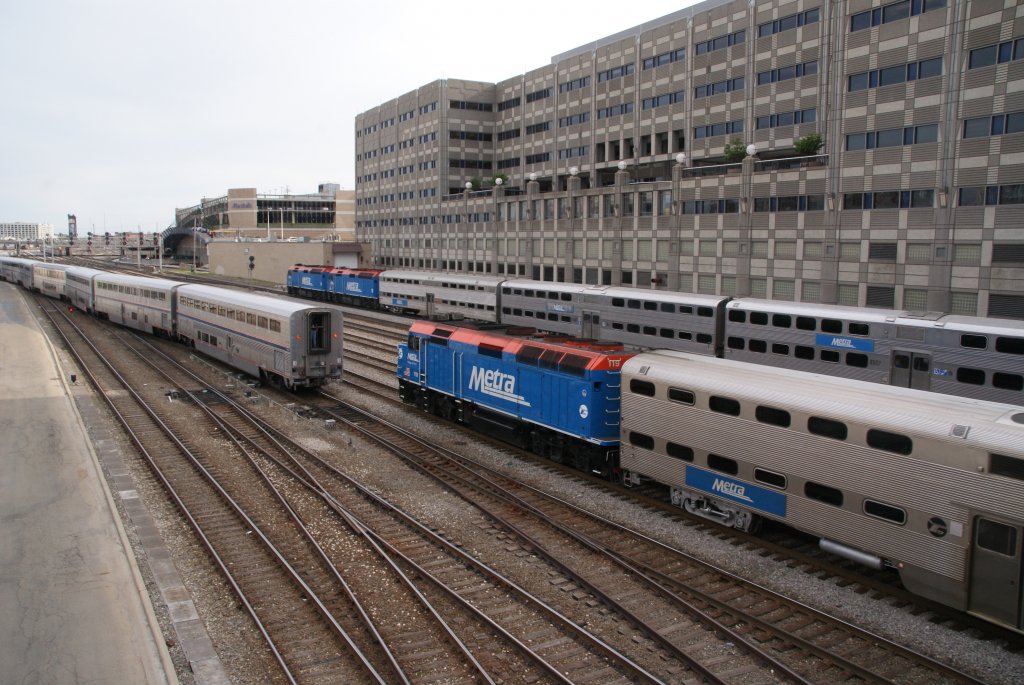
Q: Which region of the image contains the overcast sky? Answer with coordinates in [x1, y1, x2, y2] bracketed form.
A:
[0, 0, 698, 235]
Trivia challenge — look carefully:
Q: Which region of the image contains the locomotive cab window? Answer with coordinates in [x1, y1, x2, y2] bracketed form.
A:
[559, 354, 589, 377]
[517, 345, 544, 366]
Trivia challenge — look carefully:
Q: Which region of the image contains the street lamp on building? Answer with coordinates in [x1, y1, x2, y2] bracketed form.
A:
[492, 177, 503, 275]
[567, 166, 579, 283]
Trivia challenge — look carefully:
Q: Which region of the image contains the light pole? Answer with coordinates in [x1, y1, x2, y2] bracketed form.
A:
[491, 176, 503, 275]
[567, 166, 579, 283]
[464, 181, 473, 272]
[192, 219, 198, 272]
[670, 152, 687, 292]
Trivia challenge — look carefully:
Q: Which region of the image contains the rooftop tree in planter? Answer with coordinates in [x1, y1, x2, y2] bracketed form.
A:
[794, 133, 823, 156]
[723, 137, 747, 164]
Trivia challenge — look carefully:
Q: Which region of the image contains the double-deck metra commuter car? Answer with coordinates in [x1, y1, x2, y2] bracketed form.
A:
[620, 350, 1024, 631]
[379, 271, 504, 322]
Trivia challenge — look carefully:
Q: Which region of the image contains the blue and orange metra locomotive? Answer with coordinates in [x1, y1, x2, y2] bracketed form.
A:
[397, 321, 633, 477]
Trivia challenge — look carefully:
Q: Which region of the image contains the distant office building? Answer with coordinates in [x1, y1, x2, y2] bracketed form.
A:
[354, 0, 1024, 318]
[175, 185, 356, 242]
[0, 222, 54, 241]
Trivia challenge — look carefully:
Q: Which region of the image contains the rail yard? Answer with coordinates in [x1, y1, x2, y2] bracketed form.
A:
[0, 257, 1019, 684]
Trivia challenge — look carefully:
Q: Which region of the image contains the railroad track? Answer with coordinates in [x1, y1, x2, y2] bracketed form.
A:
[338, 311, 1024, 649]
[305, 391, 987, 685]
[36, 298, 397, 683]
[35, 296, 678, 683]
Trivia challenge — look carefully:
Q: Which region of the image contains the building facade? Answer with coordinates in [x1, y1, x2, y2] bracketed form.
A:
[0, 222, 55, 241]
[354, 0, 1024, 318]
[175, 185, 356, 242]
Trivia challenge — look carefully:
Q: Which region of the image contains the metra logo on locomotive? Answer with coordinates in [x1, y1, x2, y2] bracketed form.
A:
[469, 366, 530, 406]
[345, 282, 363, 293]
[712, 478, 754, 503]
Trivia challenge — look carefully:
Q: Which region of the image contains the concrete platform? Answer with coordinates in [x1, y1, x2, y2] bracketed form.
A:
[0, 282, 185, 684]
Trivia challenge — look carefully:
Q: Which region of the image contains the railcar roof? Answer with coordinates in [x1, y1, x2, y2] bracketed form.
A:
[601, 286, 728, 305]
[331, 267, 384, 277]
[177, 283, 332, 317]
[1, 256, 38, 266]
[728, 298, 1024, 332]
[380, 270, 505, 286]
[30, 261, 75, 271]
[725, 298, 933, 322]
[410, 320, 633, 370]
[624, 350, 1024, 445]
[93, 272, 183, 290]
[936, 314, 1024, 334]
[502, 280, 595, 294]
[63, 266, 107, 279]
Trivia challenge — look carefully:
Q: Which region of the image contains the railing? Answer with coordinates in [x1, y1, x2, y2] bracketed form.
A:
[682, 161, 742, 178]
[443, 186, 524, 201]
[754, 154, 828, 172]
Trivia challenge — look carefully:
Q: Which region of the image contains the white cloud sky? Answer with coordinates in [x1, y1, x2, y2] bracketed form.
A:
[0, 0, 698, 234]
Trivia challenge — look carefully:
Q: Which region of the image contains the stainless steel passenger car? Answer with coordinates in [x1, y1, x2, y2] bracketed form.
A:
[92, 272, 181, 336]
[723, 299, 1024, 405]
[378, 270, 502, 322]
[174, 284, 343, 389]
[0, 256, 36, 288]
[501, 280, 728, 355]
[31, 262, 73, 300]
[63, 266, 107, 313]
[620, 350, 1024, 631]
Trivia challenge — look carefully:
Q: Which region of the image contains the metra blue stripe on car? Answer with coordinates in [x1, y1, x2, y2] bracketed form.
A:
[685, 466, 787, 517]
[816, 333, 875, 353]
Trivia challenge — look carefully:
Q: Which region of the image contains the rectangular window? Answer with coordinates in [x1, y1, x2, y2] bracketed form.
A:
[851, 0, 945, 32]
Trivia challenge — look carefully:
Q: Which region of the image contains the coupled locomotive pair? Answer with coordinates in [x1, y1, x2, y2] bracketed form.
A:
[397, 320, 1024, 633]
[2, 257, 343, 389]
[289, 264, 1024, 407]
